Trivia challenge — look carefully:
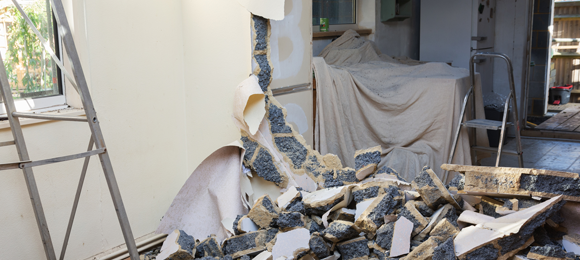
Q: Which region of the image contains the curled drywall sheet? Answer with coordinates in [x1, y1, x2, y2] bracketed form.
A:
[233, 75, 266, 135]
[237, 0, 285, 20]
[156, 142, 247, 241]
[283, 103, 308, 134]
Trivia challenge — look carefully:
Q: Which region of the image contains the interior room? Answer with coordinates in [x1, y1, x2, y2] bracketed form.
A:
[0, 0, 579, 259]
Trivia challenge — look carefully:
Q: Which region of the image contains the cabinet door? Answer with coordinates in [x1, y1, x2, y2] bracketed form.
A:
[269, 0, 314, 146]
[419, 0, 474, 69]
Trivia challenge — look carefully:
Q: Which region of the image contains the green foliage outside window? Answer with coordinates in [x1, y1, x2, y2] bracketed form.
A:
[2, 0, 57, 99]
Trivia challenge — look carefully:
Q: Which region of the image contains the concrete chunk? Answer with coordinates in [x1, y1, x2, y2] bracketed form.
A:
[309, 233, 332, 259]
[278, 186, 302, 209]
[278, 212, 306, 231]
[330, 208, 356, 222]
[355, 189, 402, 234]
[397, 201, 430, 237]
[323, 154, 343, 171]
[429, 219, 459, 242]
[336, 237, 370, 260]
[249, 195, 280, 229]
[454, 196, 566, 260]
[222, 230, 268, 258]
[157, 230, 196, 260]
[322, 220, 361, 243]
[375, 222, 395, 251]
[195, 235, 223, 259]
[403, 236, 438, 260]
[441, 164, 580, 202]
[527, 245, 575, 260]
[354, 146, 381, 181]
[303, 186, 348, 216]
[412, 167, 461, 210]
[432, 237, 455, 260]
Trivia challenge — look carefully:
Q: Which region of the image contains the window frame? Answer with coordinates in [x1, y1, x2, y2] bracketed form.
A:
[0, 5, 66, 116]
[312, 0, 360, 33]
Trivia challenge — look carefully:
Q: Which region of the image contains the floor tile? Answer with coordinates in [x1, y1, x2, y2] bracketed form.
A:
[533, 155, 577, 171]
[566, 158, 580, 173]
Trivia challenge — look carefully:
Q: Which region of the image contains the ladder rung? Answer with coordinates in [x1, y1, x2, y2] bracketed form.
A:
[12, 112, 88, 122]
[471, 145, 520, 155]
[0, 161, 31, 171]
[463, 119, 512, 130]
[19, 148, 106, 169]
[0, 140, 15, 147]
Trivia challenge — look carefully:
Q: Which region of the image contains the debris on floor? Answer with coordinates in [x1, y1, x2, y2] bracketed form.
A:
[149, 13, 580, 260]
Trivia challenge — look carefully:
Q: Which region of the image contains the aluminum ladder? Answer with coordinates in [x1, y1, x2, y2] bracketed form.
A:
[444, 52, 524, 183]
[0, 0, 139, 259]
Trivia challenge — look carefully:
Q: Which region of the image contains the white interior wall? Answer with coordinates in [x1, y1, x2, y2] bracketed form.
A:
[0, 0, 253, 259]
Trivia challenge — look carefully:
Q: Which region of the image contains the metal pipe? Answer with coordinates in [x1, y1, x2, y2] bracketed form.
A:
[12, 112, 88, 122]
[59, 138, 94, 260]
[443, 87, 473, 183]
[0, 140, 15, 147]
[19, 148, 105, 168]
[495, 92, 512, 167]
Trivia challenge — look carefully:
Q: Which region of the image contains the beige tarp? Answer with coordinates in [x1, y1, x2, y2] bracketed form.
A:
[313, 30, 487, 182]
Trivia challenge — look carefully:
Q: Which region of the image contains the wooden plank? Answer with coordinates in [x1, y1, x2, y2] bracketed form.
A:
[555, 110, 580, 131]
[313, 29, 372, 38]
[555, 14, 580, 20]
[536, 107, 580, 129]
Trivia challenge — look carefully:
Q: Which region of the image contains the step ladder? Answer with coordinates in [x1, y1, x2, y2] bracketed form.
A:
[444, 52, 524, 183]
[0, 0, 139, 259]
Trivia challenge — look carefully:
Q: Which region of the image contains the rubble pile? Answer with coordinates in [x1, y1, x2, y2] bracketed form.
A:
[150, 14, 580, 260]
[152, 163, 580, 260]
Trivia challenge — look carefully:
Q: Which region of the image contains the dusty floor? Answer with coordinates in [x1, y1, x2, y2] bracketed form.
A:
[480, 137, 580, 173]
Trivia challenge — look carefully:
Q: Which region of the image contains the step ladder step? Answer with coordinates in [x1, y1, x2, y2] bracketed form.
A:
[471, 145, 520, 155]
[0, 140, 15, 147]
[462, 119, 513, 130]
[0, 161, 31, 171]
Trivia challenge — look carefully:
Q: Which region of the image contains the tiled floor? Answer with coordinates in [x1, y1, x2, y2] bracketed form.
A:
[480, 137, 580, 173]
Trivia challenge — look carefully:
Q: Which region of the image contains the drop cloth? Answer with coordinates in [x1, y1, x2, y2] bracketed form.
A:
[313, 30, 487, 182]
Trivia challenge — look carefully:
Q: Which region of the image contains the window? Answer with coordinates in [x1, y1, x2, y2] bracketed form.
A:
[312, 0, 356, 26]
[0, 0, 64, 115]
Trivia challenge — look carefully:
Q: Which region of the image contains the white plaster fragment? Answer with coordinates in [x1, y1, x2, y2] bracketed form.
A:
[157, 230, 181, 260]
[272, 228, 310, 260]
[355, 199, 374, 221]
[390, 217, 413, 257]
[240, 217, 259, 233]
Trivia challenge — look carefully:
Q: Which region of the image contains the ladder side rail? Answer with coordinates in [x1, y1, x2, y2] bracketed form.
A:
[0, 54, 57, 259]
[443, 86, 473, 183]
[495, 92, 512, 167]
[49, 1, 139, 258]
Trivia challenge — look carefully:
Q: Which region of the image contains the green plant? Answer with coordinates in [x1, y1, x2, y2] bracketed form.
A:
[4, 0, 55, 97]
